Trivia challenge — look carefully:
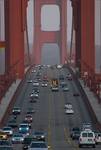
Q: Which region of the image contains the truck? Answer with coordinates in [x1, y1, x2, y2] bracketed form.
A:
[51, 78, 59, 91]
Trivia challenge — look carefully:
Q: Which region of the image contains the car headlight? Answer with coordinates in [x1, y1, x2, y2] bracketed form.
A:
[19, 128, 21, 130]
[41, 135, 44, 138]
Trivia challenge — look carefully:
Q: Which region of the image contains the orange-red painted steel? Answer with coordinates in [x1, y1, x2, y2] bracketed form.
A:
[33, 0, 68, 64]
[5, 0, 28, 78]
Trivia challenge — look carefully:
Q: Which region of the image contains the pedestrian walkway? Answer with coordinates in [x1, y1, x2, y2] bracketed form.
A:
[70, 66, 101, 127]
[0, 79, 21, 122]
[79, 79, 101, 124]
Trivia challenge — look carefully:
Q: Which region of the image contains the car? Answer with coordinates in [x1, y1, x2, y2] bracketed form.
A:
[22, 120, 31, 129]
[73, 93, 80, 97]
[70, 127, 80, 139]
[19, 123, 30, 135]
[65, 103, 72, 109]
[63, 86, 69, 91]
[30, 93, 39, 99]
[2, 127, 13, 136]
[57, 64, 62, 69]
[22, 135, 34, 150]
[27, 108, 35, 114]
[82, 123, 92, 131]
[65, 108, 74, 114]
[27, 80, 33, 83]
[30, 98, 37, 103]
[95, 132, 101, 144]
[33, 82, 39, 87]
[12, 107, 21, 115]
[25, 114, 33, 123]
[66, 73, 72, 80]
[79, 130, 96, 148]
[51, 87, 59, 91]
[0, 139, 12, 146]
[32, 88, 39, 93]
[7, 119, 18, 128]
[41, 83, 48, 87]
[59, 75, 64, 81]
[60, 81, 67, 88]
[0, 146, 13, 150]
[33, 131, 46, 141]
[12, 133, 24, 144]
[0, 130, 8, 140]
[28, 141, 48, 150]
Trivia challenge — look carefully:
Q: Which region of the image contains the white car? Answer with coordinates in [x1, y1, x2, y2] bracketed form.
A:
[27, 80, 33, 83]
[33, 82, 39, 87]
[41, 83, 48, 87]
[57, 64, 63, 69]
[95, 132, 101, 144]
[3, 127, 13, 136]
[65, 103, 72, 109]
[79, 130, 96, 148]
[30, 93, 39, 98]
[65, 108, 74, 114]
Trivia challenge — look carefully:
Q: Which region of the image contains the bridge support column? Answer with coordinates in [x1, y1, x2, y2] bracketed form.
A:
[33, 0, 67, 65]
[80, 0, 95, 75]
[5, 0, 27, 78]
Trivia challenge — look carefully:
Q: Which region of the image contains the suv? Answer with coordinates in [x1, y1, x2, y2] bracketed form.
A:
[79, 130, 96, 148]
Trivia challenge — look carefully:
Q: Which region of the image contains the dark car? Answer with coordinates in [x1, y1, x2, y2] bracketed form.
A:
[73, 93, 80, 97]
[12, 107, 21, 115]
[33, 131, 46, 141]
[22, 136, 34, 150]
[71, 131, 80, 140]
[27, 108, 35, 114]
[0, 146, 13, 150]
[7, 119, 18, 128]
[70, 127, 80, 139]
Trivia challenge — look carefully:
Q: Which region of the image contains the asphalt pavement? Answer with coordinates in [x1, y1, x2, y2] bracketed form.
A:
[0, 66, 101, 150]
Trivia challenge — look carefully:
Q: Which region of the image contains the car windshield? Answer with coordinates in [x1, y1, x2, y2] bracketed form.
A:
[13, 134, 23, 137]
[31, 142, 47, 148]
[20, 125, 28, 128]
[3, 127, 11, 130]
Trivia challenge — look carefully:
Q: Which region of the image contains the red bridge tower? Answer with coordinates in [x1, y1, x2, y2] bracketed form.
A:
[33, 0, 67, 64]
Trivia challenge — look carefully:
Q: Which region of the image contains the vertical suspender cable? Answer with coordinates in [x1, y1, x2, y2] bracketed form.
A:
[70, 10, 74, 64]
[25, 12, 31, 65]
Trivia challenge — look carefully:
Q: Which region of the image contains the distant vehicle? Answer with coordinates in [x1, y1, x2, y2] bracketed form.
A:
[65, 108, 74, 114]
[0, 130, 8, 140]
[51, 78, 59, 91]
[95, 132, 101, 144]
[0, 140, 12, 147]
[30, 93, 39, 99]
[73, 93, 80, 97]
[33, 82, 39, 87]
[33, 131, 46, 141]
[82, 123, 92, 131]
[23, 135, 34, 150]
[57, 64, 63, 69]
[28, 141, 48, 150]
[0, 146, 13, 150]
[12, 107, 21, 115]
[79, 130, 96, 148]
[19, 124, 30, 135]
[66, 73, 72, 80]
[7, 119, 18, 128]
[65, 103, 72, 109]
[2, 127, 13, 136]
[63, 86, 69, 92]
[25, 114, 33, 123]
[41, 82, 48, 87]
[59, 75, 64, 81]
[27, 80, 33, 83]
[32, 88, 39, 93]
[70, 127, 80, 138]
[27, 108, 35, 114]
[12, 133, 24, 144]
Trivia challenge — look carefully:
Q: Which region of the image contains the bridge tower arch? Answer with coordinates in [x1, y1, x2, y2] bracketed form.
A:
[33, 0, 67, 64]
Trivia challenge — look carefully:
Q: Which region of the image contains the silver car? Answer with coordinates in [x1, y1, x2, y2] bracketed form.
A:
[28, 141, 48, 150]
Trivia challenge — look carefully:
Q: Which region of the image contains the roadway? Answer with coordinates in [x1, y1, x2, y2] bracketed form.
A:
[4, 65, 101, 150]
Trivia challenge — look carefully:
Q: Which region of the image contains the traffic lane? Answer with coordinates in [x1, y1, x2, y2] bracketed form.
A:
[49, 90, 79, 150]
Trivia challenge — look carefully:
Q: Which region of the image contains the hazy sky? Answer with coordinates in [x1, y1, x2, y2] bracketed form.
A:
[27, 0, 72, 44]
